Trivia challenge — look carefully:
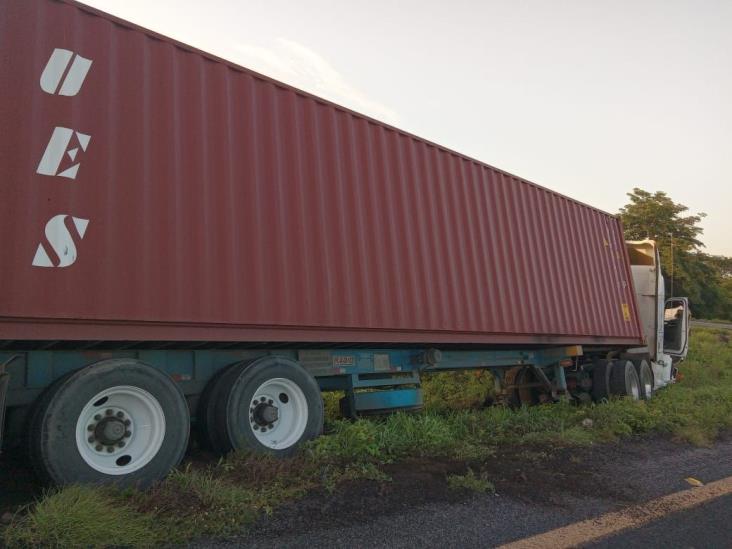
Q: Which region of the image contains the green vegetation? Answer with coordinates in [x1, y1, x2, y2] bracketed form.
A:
[422, 370, 495, 412]
[620, 188, 732, 320]
[447, 468, 495, 493]
[4, 327, 730, 547]
[2, 486, 158, 548]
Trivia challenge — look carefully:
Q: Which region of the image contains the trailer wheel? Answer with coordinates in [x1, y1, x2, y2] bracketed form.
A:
[197, 360, 253, 454]
[591, 359, 614, 402]
[215, 356, 323, 456]
[28, 359, 189, 487]
[633, 359, 654, 400]
[609, 360, 641, 400]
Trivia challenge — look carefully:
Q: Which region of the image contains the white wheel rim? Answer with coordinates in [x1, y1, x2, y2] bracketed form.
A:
[75, 385, 166, 476]
[248, 378, 308, 450]
[640, 367, 653, 399]
[629, 370, 641, 400]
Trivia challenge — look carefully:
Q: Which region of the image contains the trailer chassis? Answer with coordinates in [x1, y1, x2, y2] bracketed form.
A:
[0, 344, 583, 421]
[0, 344, 594, 484]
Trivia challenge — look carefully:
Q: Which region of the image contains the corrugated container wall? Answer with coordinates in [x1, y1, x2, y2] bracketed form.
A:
[0, 0, 644, 347]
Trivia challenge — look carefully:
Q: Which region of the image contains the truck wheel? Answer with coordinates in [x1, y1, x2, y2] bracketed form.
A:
[197, 360, 251, 454]
[217, 356, 323, 456]
[609, 360, 641, 400]
[28, 359, 189, 487]
[591, 360, 614, 402]
[633, 360, 654, 400]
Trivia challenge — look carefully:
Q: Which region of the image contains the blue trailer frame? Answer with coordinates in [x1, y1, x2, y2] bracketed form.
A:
[0, 344, 583, 422]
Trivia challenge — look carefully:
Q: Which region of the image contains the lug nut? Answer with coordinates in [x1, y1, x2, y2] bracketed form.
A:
[106, 446, 114, 453]
[124, 419, 131, 426]
[260, 396, 266, 402]
[116, 411, 124, 418]
[253, 425, 259, 430]
[252, 400, 258, 406]
[105, 409, 113, 416]
[117, 441, 125, 448]
[87, 424, 95, 431]
[88, 436, 95, 443]
[124, 430, 132, 438]
[95, 444, 103, 451]
[268, 399, 273, 405]
[94, 414, 102, 421]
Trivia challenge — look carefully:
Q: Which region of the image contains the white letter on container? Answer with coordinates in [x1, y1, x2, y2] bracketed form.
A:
[40, 48, 93, 96]
[32, 215, 90, 268]
[36, 127, 91, 179]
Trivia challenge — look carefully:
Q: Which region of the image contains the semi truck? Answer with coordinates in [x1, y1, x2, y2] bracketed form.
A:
[0, 0, 689, 487]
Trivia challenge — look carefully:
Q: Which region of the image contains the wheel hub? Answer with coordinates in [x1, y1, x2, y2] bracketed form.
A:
[86, 408, 132, 453]
[252, 402, 278, 426]
[95, 417, 126, 445]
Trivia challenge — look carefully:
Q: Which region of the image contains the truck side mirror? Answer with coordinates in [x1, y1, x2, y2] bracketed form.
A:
[663, 297, 690, 360]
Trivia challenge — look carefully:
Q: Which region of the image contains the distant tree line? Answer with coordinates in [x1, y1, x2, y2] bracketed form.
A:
[619, 188, 732, 321]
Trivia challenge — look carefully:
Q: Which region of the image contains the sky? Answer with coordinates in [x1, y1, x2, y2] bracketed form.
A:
[82, 0, 732, 255]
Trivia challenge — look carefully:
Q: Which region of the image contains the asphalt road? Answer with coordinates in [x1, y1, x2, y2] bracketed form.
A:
[589, 493, 732, 549]
[692, 319, 732, 330]
[202, 435, 732, 548]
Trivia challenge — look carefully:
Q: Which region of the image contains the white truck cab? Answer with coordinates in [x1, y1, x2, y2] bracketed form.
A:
[625, 240, 690, 388]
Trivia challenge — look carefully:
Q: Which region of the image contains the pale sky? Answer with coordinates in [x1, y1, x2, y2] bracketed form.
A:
[82, 0, 732, 255]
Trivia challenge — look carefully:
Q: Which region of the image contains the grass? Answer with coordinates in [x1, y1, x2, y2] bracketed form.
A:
[447, 468, 495, 494]
[3, 327, 730, 546]
[2, 486, 158, 548]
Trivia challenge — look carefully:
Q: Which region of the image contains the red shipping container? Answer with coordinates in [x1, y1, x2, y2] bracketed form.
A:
[0, 0, 643, 347]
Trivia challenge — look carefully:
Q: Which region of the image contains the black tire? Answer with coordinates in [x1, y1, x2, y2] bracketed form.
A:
[204, 359, 259, 455]
[197, 361, 248, 454]
[609, 359, 641, 400]
[592, 359, 614, 402]
[218, 356, 323, 457]
[27, 370, 78, 482]
[28, 359, 189, 487]
[633, 359, 654, 400]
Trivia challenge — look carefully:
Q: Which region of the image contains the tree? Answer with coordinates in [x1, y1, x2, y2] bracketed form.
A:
[619, 188, 731, 320]
[719, 278, 732, 320]
[619, 188, 705, 252]
[706, 255, 732, 279]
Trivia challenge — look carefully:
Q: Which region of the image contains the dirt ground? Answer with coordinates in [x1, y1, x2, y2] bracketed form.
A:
[3, 433, 731, 547]
[239, 439, 646, 540]
[224, 433, 732, 547]
[0, 435, 619, 519]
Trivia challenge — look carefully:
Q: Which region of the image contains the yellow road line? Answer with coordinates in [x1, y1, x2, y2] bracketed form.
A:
[498, 475, 732, 549]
